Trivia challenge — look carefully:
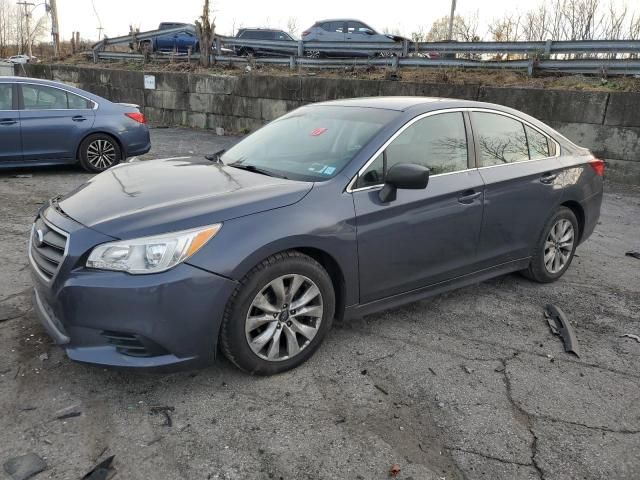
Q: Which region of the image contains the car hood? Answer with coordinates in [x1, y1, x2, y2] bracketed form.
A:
[58, 158, 313, 239]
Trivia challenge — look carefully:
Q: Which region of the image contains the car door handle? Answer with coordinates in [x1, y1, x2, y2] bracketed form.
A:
[0, 119, 17, 126]
[540, 172, 558, 184]
[72, 115, 87, 122]
[458, 190, 482, 204]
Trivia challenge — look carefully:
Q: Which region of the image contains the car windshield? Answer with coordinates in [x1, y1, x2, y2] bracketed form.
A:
[222, 106, 398, 181]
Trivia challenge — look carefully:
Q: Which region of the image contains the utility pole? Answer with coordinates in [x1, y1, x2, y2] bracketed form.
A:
[17, 1, 35, 57]
[447, 0, 457, 41]
[97, 26, 103, 41]
[49, 0, 60, 57]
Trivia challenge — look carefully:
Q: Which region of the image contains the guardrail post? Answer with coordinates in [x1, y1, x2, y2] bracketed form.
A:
[544, 39, 552, 55]
[215, 37, 222, 56]
[92, 50, 98, 63]
[298, 40, 304, 57]
[402, 39, 409, 58]
[289, 56, 296, 70]
[527, 59, 535, 76]
[392, 55, 399, 71]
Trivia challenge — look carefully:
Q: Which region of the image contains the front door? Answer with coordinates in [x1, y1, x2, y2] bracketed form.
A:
[0, 83, 21, 162]
[352, 111, 484, 303]
[19, 83, 95, 161]
[469, 111, 564, 269]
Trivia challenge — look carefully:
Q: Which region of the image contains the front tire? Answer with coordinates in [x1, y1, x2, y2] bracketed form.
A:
[79, 134, 122, 173]
[220, 251, 335, 375]
[522, 207, 579, 283]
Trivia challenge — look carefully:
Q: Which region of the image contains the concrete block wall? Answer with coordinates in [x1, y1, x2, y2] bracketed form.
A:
[18, 64, 640, 183]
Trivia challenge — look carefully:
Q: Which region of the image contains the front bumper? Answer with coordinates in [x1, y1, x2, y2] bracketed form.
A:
[30, 207, 237, 370]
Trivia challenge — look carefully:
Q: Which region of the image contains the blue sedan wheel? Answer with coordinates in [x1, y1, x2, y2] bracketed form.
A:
[79, 134, 122, 173]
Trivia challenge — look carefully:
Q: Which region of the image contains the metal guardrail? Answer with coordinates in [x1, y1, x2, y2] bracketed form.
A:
[91, 50, 640, 75]
[91, 29, 640, 75]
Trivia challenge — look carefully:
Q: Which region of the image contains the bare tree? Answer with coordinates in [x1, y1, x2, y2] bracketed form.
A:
[286, 17, 298, 37]
[0, 0, 15, 57]
[195, 0, 214, 67]
[426, 13, 481, 42]
[488, 13, 522, 42]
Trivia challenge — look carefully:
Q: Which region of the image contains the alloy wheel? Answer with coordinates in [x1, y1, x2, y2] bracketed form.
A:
[544, 219, 575, 274]
[245, 274, 323, 362]
[87, 139, 117, 170]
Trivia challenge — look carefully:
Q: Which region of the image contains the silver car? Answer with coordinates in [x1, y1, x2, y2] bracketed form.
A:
[302, 19, 404, 57]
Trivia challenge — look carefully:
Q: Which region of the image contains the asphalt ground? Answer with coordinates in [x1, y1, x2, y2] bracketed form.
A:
[1, 127, 639, 480]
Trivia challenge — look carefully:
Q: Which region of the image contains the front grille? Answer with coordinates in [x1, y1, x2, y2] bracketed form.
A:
[102, 331, 169, 357]
[30, 216, 68, 281]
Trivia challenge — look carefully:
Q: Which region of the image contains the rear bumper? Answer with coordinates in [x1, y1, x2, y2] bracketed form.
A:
[579, 189, 603, 244]
[119, 125, 151, 159]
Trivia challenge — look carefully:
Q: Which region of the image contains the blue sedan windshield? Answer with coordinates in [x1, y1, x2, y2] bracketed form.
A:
[222, 106, 398, 181]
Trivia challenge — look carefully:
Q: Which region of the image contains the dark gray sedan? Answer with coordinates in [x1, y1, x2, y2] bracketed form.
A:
[30, 97, 603, 374]
[0, 77, 150, 172]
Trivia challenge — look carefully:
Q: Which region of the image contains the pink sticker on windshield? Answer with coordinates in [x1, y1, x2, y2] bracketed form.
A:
[310, 127, 328, 137]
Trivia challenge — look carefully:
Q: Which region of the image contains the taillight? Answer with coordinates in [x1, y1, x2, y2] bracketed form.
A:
[589, 158, 605, 177]
[125, 112, 146, 124]
[302, 30, 311, 36]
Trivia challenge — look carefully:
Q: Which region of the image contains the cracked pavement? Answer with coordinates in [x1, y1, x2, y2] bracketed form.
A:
[1, 128, 639, 479]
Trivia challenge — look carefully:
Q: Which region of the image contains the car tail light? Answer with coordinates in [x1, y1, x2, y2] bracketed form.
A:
[302, 30, 311, 36]
[589, 158, 605, 177]
[125, 112, 146, 124]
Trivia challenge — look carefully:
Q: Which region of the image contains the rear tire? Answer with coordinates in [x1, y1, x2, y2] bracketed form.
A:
[522, 207, 579, 283]
[220, 251, 335, 375]
[79, 133, 122, 173]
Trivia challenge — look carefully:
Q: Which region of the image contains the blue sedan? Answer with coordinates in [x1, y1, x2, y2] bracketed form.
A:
[0, 77, 150, 172]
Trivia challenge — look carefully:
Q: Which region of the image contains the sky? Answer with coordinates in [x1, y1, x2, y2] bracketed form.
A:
[47, 0, 616, 41]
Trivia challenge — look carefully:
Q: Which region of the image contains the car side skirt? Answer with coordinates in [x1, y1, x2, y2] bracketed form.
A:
[344, 257, 531, 320]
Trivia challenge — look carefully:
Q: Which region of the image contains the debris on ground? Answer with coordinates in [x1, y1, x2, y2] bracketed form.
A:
[3, 453, 47, 480]
[544, 304, 580, 357]
[389, 463, 401, 477]
[428, 367, 437, 375]
[625, 251, 640, 260]
[56, 411, 82, 420]
[149, 406, 175, 427]
[621, 333, 640, 343]
[374, 384, 389, 395]
[13, 174, 33, 179]
[462, 365, 474, 374]
[81, 455, 115, 480]
[495, 365, 505, 373]
[38, 353, 48, 362]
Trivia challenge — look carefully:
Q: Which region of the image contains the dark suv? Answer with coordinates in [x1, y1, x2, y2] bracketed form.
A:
[234, 28, 295, 56]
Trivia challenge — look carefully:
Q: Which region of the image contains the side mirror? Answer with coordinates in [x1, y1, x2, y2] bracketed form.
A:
[379, 163, 430, 203]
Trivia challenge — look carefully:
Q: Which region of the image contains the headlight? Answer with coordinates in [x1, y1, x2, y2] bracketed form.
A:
[86, 224, 222, 274]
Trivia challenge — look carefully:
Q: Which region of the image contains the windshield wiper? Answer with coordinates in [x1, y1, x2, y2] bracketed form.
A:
[229, 163, 287, 179]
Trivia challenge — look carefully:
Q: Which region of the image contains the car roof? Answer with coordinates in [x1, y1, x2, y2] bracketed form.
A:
[0, 76, 106, 103]
[315, 19, 369, 24]
[311, 96, 544, 116]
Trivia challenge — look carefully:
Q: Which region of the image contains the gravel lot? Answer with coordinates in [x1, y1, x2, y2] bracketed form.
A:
[1, 128, 639, 480]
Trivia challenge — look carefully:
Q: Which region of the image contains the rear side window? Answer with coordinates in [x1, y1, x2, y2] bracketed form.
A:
[356, 112, 468, 188]
[0, 84, 12, 110]
[472, 112, 529, 166]
[320, 22, 344, 33]
[525, 125, 551, 160]
[347, 22, 371, 34]
[22, 85, 92, 110]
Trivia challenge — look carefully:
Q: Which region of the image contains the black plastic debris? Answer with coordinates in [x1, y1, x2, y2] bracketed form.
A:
[149, 406, 175, 427]
[3, 453, 47, 480]
[625, 251, 640, 260]
[544, 304, 580, 357]
[81, 455, 115, 480]
[56, 411, 82, 420]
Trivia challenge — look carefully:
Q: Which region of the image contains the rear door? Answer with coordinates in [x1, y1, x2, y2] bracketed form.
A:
[19, 83, 96, 161]
[0, 83, 21, 162]
[470, 110, 563, 269]
[352, 111, 485, 303]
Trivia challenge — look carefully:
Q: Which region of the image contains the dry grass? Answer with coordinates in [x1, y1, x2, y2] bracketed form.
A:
[59, 55, 640, 92]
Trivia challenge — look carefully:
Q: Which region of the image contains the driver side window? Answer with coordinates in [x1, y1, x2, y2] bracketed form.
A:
[355, 112, 469, 189]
